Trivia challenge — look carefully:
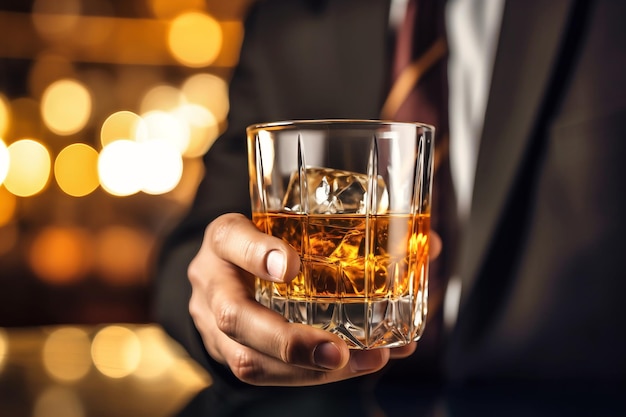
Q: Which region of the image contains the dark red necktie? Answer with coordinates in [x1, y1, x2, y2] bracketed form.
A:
[381, 0, 457, 378]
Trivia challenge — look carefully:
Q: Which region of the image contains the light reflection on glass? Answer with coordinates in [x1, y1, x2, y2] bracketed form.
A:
[91, 325, 141, 379]
[33, 385, 85, 417]
[42, 327, 91, 382]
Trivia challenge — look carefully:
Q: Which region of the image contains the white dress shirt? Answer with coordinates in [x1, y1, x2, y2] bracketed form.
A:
[444, 0, 504, 328]
[389, 0, 505, 327]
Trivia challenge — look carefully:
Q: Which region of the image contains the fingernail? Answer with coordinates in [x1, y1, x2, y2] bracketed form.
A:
[313, 342, 342, 369]
[266, 250, 285, 281]
[349, 350, 384, 372]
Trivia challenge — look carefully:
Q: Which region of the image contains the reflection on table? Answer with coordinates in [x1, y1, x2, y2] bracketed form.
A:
[0, 324, 211, 417]
[2, 324, 625, 417]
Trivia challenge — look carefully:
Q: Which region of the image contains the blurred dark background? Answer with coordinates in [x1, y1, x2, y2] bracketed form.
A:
[0, 0, 254, 326]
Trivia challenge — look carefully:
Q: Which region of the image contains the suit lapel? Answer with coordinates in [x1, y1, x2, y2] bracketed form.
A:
[459, 0, 577, 303]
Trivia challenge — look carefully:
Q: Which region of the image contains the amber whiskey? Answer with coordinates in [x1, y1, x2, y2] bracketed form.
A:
[253, 211, 430, 349]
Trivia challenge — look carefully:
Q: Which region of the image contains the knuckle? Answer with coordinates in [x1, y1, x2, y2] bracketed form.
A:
[207, 213, 245, 250]
[278, 334, 293, 363]
[209, 213, 267, 266]
[278, 334, 309, 366]
[215, 299, 240, 338]
[187, 257, 202, 286]
[240, 239, 261, 269]
[228, 348, 264, 384]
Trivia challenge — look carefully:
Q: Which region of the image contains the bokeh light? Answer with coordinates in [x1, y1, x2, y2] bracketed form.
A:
[0, 186, 17, 227]
[133, 326, 175, 379]
[0, 0, 249, 333]
[170, 357, 213, 388]
[140, 110, 190, 154]
[139, 139, 183, 195]
[149, 0, 206, 19]
[97, 140, 143, 196]
[29, 53, 76, 99]
[0, 328, 7, 373]
[139, 84, 183, 114]
[94, 226, 152, 285]
[181, 73, 230, 122]
[32, 0, 81, 42]
[91, 325, 141, 378]
[174, 103, 219, 158]
[167, 157, 205, 205]
[41, 79, 92, 135]
[72, 0, 115, 48]
[0, 223, 19, 257]
[42, 327, 92, 382]
[0, 139, 9, 185]
[100, 111, 147, 148]
[4, 139, 51, 197]
[10, 98, 42, 140]
[32, 386, 85, 417]
[55, 144, 100, 197]
[0, 94, 9, 138]
[29, 226, 94, 285]
[168, 12, 222, 68]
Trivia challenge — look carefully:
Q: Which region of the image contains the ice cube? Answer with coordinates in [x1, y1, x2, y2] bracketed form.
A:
[282, 167, 389, 214]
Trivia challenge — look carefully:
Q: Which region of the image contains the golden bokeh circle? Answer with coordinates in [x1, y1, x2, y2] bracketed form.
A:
[29, 226, 94, 284]
[168, 12, 222, 67]
[42, 327, 92, 382]
[55, 143, 100, 197]
[4, 139, 51, 197]
[41, 79, 92, 135]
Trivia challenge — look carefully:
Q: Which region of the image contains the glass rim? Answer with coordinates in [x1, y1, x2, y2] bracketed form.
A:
[246, 119, 435, 133]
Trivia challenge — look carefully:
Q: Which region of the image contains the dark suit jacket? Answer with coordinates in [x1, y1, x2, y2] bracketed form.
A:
[153, 0, 626, 388]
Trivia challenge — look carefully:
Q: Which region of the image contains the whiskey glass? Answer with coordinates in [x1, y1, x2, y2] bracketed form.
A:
[247, 119, 434, 349]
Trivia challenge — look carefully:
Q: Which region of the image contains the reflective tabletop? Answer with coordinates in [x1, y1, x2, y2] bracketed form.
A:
[0, 324, 210, 417]
[2, 324, 624, 417]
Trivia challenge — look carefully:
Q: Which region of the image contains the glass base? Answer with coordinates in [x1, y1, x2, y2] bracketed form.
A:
[256, 288, 426, 349]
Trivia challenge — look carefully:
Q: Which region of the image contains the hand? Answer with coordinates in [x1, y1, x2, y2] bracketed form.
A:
[187, 213, 441, 387]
